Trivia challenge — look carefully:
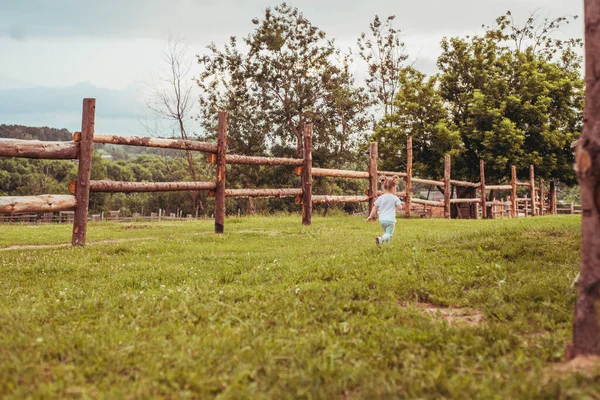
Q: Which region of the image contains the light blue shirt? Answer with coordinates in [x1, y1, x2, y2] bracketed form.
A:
[375, 193, 402, 222]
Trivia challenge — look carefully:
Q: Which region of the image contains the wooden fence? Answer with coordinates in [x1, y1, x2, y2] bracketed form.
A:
[0, 98, 579, 245]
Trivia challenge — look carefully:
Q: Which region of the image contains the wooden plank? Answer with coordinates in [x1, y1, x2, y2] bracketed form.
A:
[312, 195, 369, 204]
[405, 136, 412, 219]
[412, 177, 445, 186]
[511, 165, 517, 218]
[444, 155, 451, 219]
[224, 188, 302, 198]
[539, 178, 545, 216]
[450, 198, 481, 204]
[311, 167, 369, 179]
[516, 181, 531, 187]
[368, 142, 378, 212]
[0, 195, 76, 214]
[84, 132, 218, 154]
[486, 185, 513, 191]
[207, 153, 302, 166]
[302, 124, 313, 226]
[480, 160, 487, 219]
[83, 180, 217, 193]
[549, 180, 557, 214]
[413, 198, 444, 206]
[214, 111, 227, 234]
[72, 98, 95, 247]
[529, 165, 537, 216]
[0, 139, 79, 159]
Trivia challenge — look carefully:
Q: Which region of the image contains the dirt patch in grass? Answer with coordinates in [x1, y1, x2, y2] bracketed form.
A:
[403, 302, 485, 327]
[550, 356, 600, 377]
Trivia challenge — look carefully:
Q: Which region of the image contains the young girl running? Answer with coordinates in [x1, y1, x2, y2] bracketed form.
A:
[366, 176, 403, 245]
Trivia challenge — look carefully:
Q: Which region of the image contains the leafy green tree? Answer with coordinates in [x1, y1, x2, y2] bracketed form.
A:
[371, 67, 462, 177]
[198, 3, 369, 162]
[436, 11, 582, 183]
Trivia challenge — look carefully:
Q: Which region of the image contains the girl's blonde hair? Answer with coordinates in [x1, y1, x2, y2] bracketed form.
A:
[379, 175, 399, 191]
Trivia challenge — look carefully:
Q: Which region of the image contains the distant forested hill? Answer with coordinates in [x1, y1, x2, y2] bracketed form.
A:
[0, 125, 72, 141]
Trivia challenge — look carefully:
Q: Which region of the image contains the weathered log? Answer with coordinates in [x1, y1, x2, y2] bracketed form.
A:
[0, 139, 79, 159]
[80, 132, 218, 154]
[302, 125, 313, 226]
[529, 165, 537, 216]
[312, 195, 369, 204]
[511, 166, 517, 218]
[539, 178, 545, 216]
[486, 185, 513, 191]
[379, 170, 408, 178]
[549, 180, 557, 214]
[516, 181, 531, 187]
[214, 111, 227, 233]
[444, 156, 451, 219]
[207, 153, 302, 166]
[450, 198, 481, 204]
[368, 142, 378, 212]
[405, 137, 412, 219]
[413, 198, 444, 206]
[72, 98, 95, 247]
[413, 177, 445, 187]
[450, 179, 480, 188]
[480, 160, 487, 219]
[80, 180, 217, 193]
[311, 167, 369, 179]
[224, 188, 302, 198]
[0, 195, 77, 214]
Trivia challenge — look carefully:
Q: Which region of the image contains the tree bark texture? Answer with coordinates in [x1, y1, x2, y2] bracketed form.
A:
[568, 0, 600, 359]
[72, 98, 95, 246]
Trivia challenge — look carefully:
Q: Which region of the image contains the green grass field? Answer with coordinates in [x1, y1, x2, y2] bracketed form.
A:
[0, 215, 597, 399]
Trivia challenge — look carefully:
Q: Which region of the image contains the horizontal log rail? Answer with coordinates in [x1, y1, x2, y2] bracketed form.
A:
[214, 188, 303, 198]
[0, 138, 79, 159]
[0, 194, 77, 214]
[486, 185, 513, 191]
[450, 198, 481, 204]
[73, 180, 218, 193]
[516, 181, 531, 187]
[412, 198, 444, 206]
[207, 153, 302, 166]
[412, 178, 445, 186]
[75, 132, 218, 154]
[378, 170, 408, 178]
[450, 179, 480, 188]
[312, 195, 369, 204]
[489, 200, 510, 206]
[311, 167, 369, 179]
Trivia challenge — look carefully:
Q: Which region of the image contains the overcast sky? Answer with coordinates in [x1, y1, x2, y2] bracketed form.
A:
[0, 0, 584, 136]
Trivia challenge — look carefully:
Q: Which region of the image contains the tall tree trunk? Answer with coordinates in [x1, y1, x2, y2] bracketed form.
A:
[567, 0, 600, 359]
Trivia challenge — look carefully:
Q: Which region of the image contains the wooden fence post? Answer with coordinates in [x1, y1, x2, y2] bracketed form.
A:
[480, 159, 486, 219]
[368, 142, 378, 213]
[302, 124, 313, 226]
[539, 178, 545, 216]
[71, 98, 95, 246]
[571, 202, 575, 215]
[444, 155, 451, 219]
[215, 111, 227, 234]
[549, 180, 557, 214]
[529, 165, 537, 216]
[405, 136, 413, 219]
[511, 166, 517, 217]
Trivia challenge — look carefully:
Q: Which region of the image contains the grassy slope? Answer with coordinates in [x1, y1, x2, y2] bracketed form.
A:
[0, 216, 597, 399]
